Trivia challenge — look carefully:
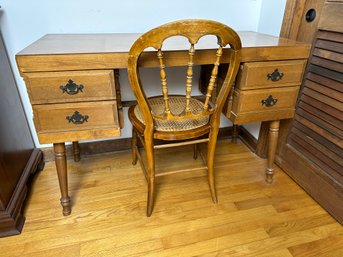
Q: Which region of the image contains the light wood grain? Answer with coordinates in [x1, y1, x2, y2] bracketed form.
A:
[15, 32, 310, 73]
[236, 60, 306, 90]
[280, 0, 325, 43]
[16, 32, 307, 55]
[232, 87, 299, 114]
[319, 2, 343, 32]
[127, 20, 242, 216]
[33, 101, 119, 132]
[24, 70, 116, 104]
[14, 28, 311, 219]
[33, 101, 120, 144]
[228, 87, 299, 124]
[0, 140, 342, 256]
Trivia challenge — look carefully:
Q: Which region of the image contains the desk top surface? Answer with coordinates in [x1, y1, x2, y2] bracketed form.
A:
[16, 31, 311, 73]
[17, 31, 309, 56]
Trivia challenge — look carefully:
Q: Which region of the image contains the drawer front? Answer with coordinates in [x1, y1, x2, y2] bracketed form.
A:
[232, 86, 300, 114]
[24, 70, 115, 104]
[236, 60, 307, 90]
[33, 101, 119, 133]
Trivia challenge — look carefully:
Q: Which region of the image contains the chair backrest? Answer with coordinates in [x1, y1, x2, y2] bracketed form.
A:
[128, 19, 242, 126]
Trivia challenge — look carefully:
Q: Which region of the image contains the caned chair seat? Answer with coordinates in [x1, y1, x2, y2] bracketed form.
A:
[133, 96, 209, 132]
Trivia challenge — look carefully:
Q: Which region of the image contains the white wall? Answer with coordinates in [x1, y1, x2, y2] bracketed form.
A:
[0, 0, 286, 147]
[258, 0, 287, 36]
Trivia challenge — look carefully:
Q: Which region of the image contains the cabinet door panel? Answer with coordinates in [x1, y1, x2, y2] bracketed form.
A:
[0, 34, 34, 208]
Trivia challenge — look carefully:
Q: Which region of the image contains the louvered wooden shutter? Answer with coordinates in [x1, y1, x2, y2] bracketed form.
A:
[287, 29, 343, 184]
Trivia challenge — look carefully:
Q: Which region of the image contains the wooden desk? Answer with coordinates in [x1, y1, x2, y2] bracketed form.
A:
[16, 32, 310, 215]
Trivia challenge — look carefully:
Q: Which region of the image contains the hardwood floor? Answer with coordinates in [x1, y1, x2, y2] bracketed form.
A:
[1, 140, 342, 256]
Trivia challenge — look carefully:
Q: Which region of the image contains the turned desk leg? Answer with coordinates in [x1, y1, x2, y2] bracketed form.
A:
[265, 120, 280, 183]
[53, 143, 71, 216]
[232, 124, 239, 143]
[72, 141, 81, 162]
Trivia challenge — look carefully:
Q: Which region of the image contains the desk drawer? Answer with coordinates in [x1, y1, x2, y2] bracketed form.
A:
[228, 86, 299, 122]
[33, 101, 119, 133]
[236, 60, 306, 90]
[24, 70, 116, 104]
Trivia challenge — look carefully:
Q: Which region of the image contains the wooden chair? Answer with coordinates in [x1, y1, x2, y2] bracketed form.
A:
[128, 19, 242, 216]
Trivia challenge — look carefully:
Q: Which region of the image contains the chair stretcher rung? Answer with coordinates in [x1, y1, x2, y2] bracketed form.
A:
[153, 138, 209, 149]
[155, 166, 208, 177]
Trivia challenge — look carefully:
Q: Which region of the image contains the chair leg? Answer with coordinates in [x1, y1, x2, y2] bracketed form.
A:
[131, 127, 138, 165]
[193, 144, 198, 160]
[207, 129, 219, 204]
[145, 136, 155, 217]
[147, 176, 155, 217]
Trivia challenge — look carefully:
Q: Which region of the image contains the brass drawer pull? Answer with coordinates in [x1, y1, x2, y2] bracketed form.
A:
[60, 79, 84, 95]
[261, 95, 278, 107]
[66, 111, 89, 124]
[267, 69, 284, 81]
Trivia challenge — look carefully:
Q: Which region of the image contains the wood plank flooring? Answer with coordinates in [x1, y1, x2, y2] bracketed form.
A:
[1, 140, 342, 256]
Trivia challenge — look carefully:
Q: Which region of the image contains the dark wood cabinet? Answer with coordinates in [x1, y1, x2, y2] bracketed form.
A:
[276, 1, 343, 224]
[0, 33, 43, 237]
